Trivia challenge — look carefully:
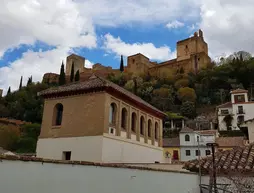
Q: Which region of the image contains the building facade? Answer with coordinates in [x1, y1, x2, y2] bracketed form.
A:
[36, 75, 165, 163]
[179, 128, 217, 161]
[217, 89, 254, 131]
[163, 137, 180, 162]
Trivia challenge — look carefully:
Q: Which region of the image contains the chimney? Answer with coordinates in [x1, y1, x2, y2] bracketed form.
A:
[0, 89, 2, 97]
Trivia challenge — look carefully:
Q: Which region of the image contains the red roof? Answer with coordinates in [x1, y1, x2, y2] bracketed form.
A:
[196, 130, 217, 135]
[180, 127, 194, 133]
[215, 137, 245, 147]
[163, 137, 180, 147]
[216, 102, 232, 108]
[230, 88, 248, 94]
[184, 143, 254, 175]
[38, 75, 166, 118]
[0, 118, 30, 126]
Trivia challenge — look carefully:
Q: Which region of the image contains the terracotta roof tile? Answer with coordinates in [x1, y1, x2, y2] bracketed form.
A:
[216, 102, 232, 108]
[196, 130, 217, 135]
[230, 88, 248, 94]
[215, 137, 245, 147]
[180, 127, 194, 133]
[0, 118, 30, 125]
[38, 75, 166, 117]
[163, 137, 180, 147]
[183, 143, 254, 174]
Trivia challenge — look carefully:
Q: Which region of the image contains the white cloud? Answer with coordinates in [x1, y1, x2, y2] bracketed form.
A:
[198, 0, 254, 58]
[166, 20, 184, 29]
[103, 34, 176, 61]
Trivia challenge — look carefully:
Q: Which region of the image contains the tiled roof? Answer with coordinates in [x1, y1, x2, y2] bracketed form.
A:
[180, 127, 194, 133]
[183, 143, 254, 174]
[38, 75, 166, 117]
[196, 130, 217, 135]
[230, 88, 248, 94]
[0, 118, 30, 126]
[163, 137, 180, 147]
[216, 102, 232, 108]
[215, 137, 245, 147]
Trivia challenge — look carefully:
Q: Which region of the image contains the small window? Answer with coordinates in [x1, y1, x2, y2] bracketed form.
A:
[132, 59, 135, 63]
[195, 150, 200, 156]
[185, 45, 188, 49]
[63, 151, 71, 160]
[206, 150, 211, 155]
[186, 150, 191, 156]
[185, 134, 190, 142]
[197, 136, 199, 142]
[221, 109, 229, 115]
[198, 58, 200, 61]
[53, 103, 63, 126]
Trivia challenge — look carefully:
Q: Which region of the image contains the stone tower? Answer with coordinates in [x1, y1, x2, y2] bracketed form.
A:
[176, 29, 210, 72]
[66, 54, 85, 76]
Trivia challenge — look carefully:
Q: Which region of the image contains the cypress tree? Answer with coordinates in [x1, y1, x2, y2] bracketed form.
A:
[27, 76, 32, 86]
[70, 62, 75, 82]
[7, 86, 11, 95]
[75, 70, 80, 82]
[59, 61, 66, 85]
[120, 55, 124, 72]
[19, 76, 23, 90]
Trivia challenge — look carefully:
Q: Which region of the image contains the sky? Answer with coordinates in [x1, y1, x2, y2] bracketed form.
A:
[0, 0, 254, 93]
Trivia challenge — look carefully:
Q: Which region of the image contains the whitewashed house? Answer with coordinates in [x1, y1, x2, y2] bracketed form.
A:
[217, 88, 254, 131]
[179, 127, 217, 161]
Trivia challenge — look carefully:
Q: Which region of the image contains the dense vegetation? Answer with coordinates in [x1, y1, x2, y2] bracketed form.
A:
[0, 50, 253, 152]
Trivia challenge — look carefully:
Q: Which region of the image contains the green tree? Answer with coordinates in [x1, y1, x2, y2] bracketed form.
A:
[7, 86, 11, 95]
[75, 70, 80, 81]
[19, 76, 23, 90]
[180, 101, 196, 119]
[120, 55, 124, 72]
[59, 61, 66, 85]
[177, 87, 196, 102]
[27, 76, 32, 86]
[70, 62, 75, 82]
[174, 78, 189, 90]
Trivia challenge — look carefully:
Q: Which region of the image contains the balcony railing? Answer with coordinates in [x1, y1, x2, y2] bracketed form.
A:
[236, 109, 245, 114]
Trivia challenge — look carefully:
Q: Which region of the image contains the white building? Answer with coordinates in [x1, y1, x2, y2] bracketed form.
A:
[217, 88, 254, 131]
[179, 127, 217, 161]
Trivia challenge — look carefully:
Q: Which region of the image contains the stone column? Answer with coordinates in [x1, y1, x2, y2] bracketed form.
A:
[145, 114, 148, 144]
[171, 120, 174, 129]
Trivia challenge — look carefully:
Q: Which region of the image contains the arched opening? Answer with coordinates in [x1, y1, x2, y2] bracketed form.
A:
[185, 134, 190, 141]
[155, 122, 158, 140]
[131, 112, 137, 132]
[140, 116, 145, 136]
[109, 103, 117, 125]
[53, 103, 63, 126]
[121, 108, 128, 130]
[148, 119, 152, 138]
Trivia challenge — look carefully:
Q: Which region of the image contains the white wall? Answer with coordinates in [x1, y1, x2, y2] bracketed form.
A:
[180, 133, 196, 146]
[36, 136, 103, 162]
[37, 135, 163, 163]
[0, 160, 200, 193]
[102, 134, 163, 163]
[180, 146, 211, 161]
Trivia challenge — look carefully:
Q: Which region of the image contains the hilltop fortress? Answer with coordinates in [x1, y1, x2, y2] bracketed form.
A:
[43, 29, 211, 83]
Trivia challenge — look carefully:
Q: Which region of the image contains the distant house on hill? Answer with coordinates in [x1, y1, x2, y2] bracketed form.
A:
[217, 88, 254, 131]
